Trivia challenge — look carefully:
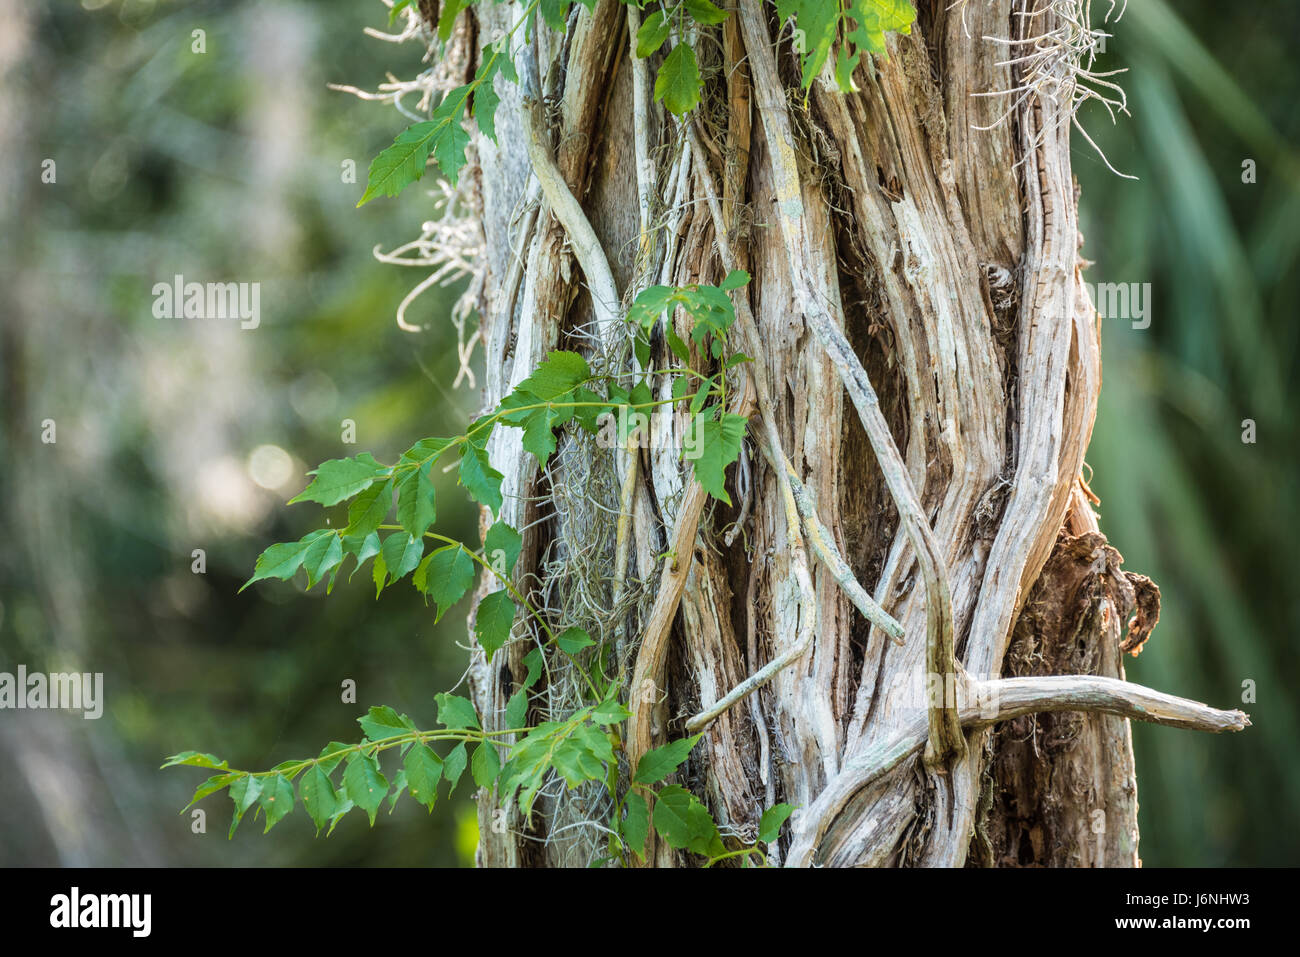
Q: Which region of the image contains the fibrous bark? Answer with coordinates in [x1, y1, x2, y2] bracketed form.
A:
[447, 0, 1246, 867]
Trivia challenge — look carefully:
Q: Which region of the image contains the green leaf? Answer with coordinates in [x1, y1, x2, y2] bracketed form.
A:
[515, 350, 591, 400]
[404, 745, 444, 811]
[162, 750, 229, 771]
[372, 547, 388, 598]
[436, 692, 481, 730]
[474, 590, 517, 662]
[782, 0, 839, 87]
[551, 738, 605, 787]
[759, 802, 796, 843]
[472, 743, 502, 789]
[690, 411, 748, 505]
[522, 646, 545, 689]
[538, 0, 572, 31]
[622, 791, 650, 860]
[848, 0, 915, 57]
[358, 705, 415, 742]
[636, 10, 671, 58]
[388, 0, 414, 26]
[395, 463, 438, 539]
[357, 86, 473, 206]
[590, 699, 631, 725]
[443, 742, 468, 795]
[241, 530, 335, 592]
[484, 520, 523, 577]
[459, 443, 504, 514]
[316, 742, 353, 776]
[343, 753, 389, 826]
[685, 0, 729, 25]
[473, 52, 502, 142]
[182, 772, 239, 811]
[345, 479, 392, 538]
[652, 783, 723, 856]
[289, 453, 390, 506]
[299, 765, 339, 835]
[227, 774, 263, 839]
[720, 268, 751, 291]
[380, 532, 424, 584]
[505, 689, 529, 730]
[555, 626, 595, 655]
[633, 734, 702, 785]
[386, 769, 408, 812]
[437, 0, 470, 42]
[417, 544, 476, 621]
[654, 42, 702, 116]
[258, 773, 296, 833]
[302, 532, 344, 589]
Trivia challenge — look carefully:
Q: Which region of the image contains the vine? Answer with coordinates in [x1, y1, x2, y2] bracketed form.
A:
[168, 0, 921, 867]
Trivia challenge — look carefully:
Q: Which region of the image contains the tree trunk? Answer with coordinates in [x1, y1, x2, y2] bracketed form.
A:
[445, 0, 1224, 866]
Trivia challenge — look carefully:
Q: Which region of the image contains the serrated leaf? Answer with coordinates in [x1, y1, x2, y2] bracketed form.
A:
[551, 738, 605, 787]
[484, 520, 522, 578]
[522, 646, 545, 690]
[162, 750, 229, 771]
[420, 544, 477, 621]
[380, 532, 424, 584]
[505, 689, 529, 730]
[227, 774, 263, 839]
[590, 699, 631, 725]
[372, 547, 388, 598]
[633, 734, 701, 785]
[289, 453, 390, 506]
[652, 783, 722, 856]
[443, 742, 468, 795]
[343, 754, 389, 826]
[636, 9, 671, 57]
[690, 410, 748, 504]
[358, 704, 414, 742]
[538, 0, 572, 31]
[299, 765, 339, 835]
[345, 479, 392, 538]
[357, 86, 473, 205]
[436, 692, 481, 730]
[472, 743, 502, 789]
[515, 350, 591, 400]
[654, 42, 702, 116]
[183, 772, 239, 811]
[720, 268, 751, 291]
[474, 590, 516, 662]
[685, 0, 729, 25]
[404, 745, 444, 811]
[241, 530, 335, 592]
[555, 626, 595, 655]
[848, 0, 915, 57]
[473, 52, 502, 142]
[302, 532, 344, 589]
[316, 742, 353, 776]
[395, 464, 437, 539]
[622, 791, 649, 860]
[459, 443, 504, 514]
[759, 802, 796, 843]
[437, 0, 469, 41]
[258, 773, 295, 833]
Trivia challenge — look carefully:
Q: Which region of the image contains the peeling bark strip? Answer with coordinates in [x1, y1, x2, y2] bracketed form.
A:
[460, 0, 1247, 866]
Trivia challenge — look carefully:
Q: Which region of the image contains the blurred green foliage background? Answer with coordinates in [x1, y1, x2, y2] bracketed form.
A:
[0, 0, 1295, 866]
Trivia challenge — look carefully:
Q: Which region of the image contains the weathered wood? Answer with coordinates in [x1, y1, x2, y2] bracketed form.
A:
[454, 0, 1243, 867]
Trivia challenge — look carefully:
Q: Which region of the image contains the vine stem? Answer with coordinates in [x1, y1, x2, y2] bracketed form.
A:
[736, 0, 966, 767]
[785, 675, 1250, 866]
